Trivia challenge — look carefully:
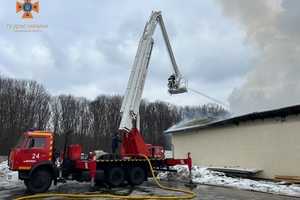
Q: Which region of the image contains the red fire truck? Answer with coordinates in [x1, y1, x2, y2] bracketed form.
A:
[8, 11, 191, 194]
[9, 130, 191, 193]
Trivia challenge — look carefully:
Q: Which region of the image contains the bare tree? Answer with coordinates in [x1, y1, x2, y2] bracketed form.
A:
[0, 75, 228, 155]
[0, 76, 50, 155]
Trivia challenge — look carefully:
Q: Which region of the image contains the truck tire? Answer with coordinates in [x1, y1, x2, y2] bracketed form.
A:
[106, 167, 125, 187]
[127, 167, 145, 185]
[26, 169, 52, 193]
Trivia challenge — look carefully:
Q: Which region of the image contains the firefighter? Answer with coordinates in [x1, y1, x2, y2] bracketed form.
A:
[168, 74, 176, 89]
[112, 133, 121, 155]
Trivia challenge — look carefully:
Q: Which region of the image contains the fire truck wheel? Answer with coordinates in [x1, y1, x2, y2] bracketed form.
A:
[107, 167, 125, 187]
[127, 167, 145, 185]
[27, 169, 52, 193]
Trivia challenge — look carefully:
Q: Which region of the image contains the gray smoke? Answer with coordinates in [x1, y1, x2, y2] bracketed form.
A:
[218, 0, 300, 114]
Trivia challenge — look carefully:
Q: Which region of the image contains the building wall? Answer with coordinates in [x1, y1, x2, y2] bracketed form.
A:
[172, 115, 300, 179]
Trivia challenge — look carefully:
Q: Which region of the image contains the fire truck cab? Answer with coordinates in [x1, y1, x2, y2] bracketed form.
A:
[9, 130, 56, 193]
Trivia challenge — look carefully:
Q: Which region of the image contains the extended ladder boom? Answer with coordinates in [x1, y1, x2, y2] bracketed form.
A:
[158, 15, 181, 78]
[119, 11, 187, 132]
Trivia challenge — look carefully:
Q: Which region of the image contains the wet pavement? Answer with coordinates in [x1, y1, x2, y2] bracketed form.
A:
[1, 180, 300, 200]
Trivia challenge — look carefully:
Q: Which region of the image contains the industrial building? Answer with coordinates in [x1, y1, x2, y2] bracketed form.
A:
[165, 105, 300, 179]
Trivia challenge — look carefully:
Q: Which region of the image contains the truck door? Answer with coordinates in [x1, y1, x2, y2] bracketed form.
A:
[22, 137, 49, 166]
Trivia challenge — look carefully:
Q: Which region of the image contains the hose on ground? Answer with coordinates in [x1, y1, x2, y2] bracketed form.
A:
[14, 154, 196, 200]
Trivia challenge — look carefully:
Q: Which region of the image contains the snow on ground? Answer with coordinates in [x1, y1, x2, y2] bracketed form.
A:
[1, 159, 300, 197]
[0, 160, 21, 189]
[159, 166, 300, 197]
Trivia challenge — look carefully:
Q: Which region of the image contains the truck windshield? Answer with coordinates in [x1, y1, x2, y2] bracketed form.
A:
[28, 137, 46, 148]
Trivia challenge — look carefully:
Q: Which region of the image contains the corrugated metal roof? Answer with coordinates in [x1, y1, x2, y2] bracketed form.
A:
[165, 104, 300, 134]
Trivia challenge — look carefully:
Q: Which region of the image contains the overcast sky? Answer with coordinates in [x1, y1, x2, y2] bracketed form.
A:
[1, 0, 298, 114]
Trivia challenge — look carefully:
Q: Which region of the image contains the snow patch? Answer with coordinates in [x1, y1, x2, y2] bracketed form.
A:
[0, 160, 21, 189]
[159, 166, 300, 197]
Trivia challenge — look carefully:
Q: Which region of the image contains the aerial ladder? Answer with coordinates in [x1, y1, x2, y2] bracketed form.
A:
[119, 11, 187, 157]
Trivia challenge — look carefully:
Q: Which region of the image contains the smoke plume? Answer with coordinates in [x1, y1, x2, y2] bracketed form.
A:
[218, 0, 300, 114]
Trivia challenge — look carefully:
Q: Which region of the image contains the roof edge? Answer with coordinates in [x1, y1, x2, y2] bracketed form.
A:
[165, 104, 300, 134]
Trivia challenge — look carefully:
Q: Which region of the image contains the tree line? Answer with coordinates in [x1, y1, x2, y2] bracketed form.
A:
[0, 76, 228, 155]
